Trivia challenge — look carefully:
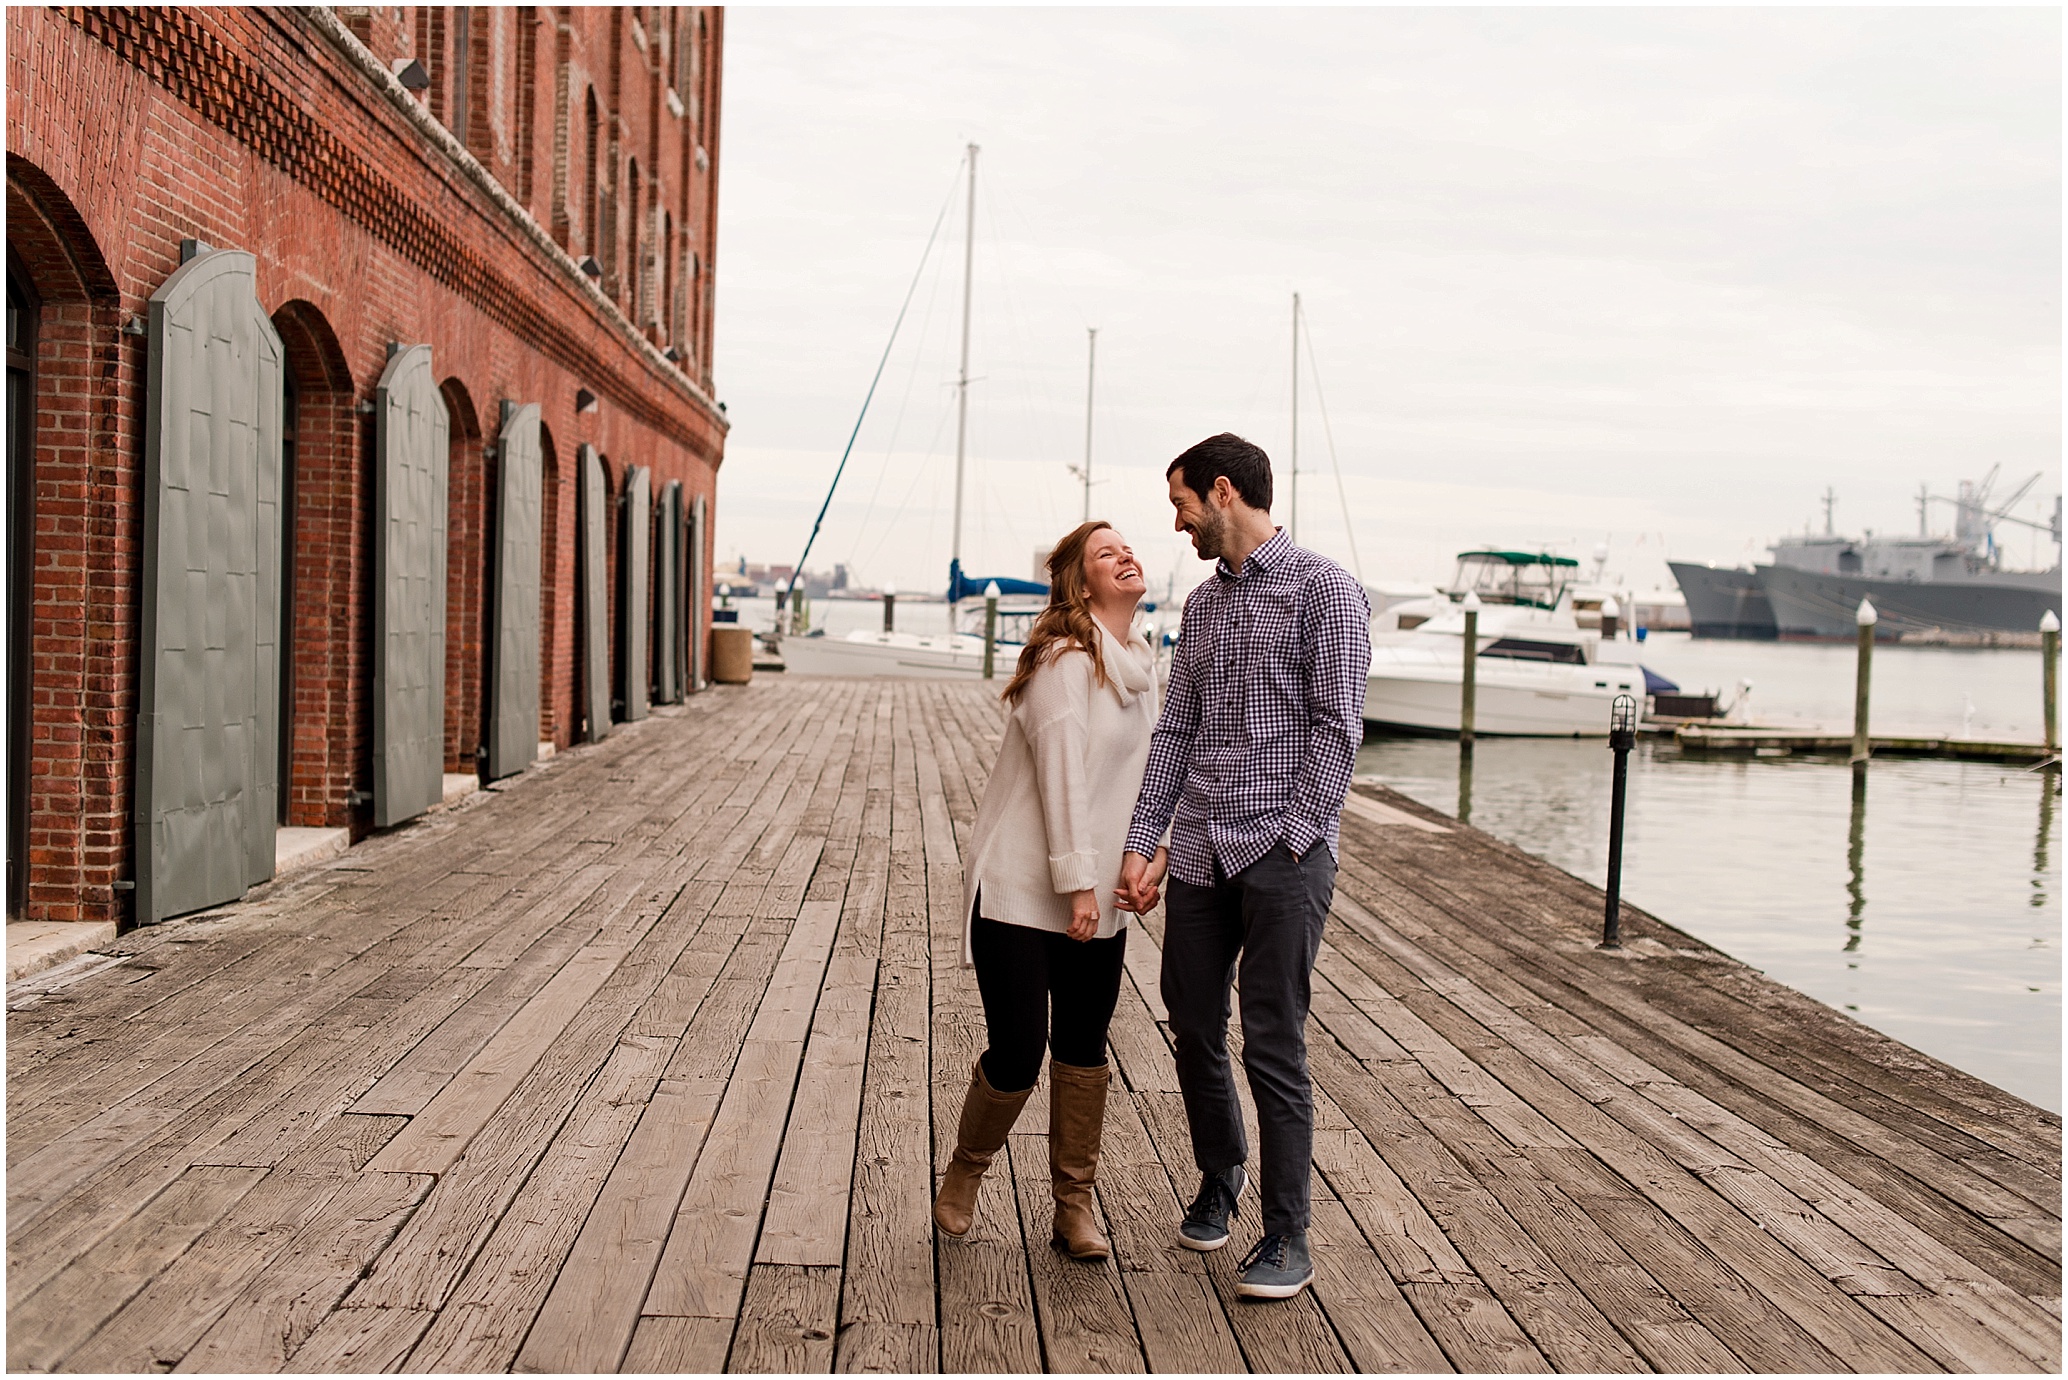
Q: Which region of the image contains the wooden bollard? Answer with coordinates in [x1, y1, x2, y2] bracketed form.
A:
[2044, 609, 2060, 754]
[1459, 590, 1481, 747]
[1851, 598, 1877, 766]
[982, 581, 1000, 680]
[882, 583, 896, 634]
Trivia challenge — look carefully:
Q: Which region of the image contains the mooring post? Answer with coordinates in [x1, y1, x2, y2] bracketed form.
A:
[982, 581, 1001, 680]
[1460, 590, 1481, 748]
[1601, 693, 1638, 949]
[2043, 609, 2060, 755]
[1852, 598, 1877, 766]
[882, 582, 896, 634]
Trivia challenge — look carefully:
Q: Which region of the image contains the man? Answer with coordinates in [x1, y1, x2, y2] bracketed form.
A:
[1117, 432, 1369, 1301]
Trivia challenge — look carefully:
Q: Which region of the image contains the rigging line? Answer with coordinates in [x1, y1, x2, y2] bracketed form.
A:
[787, 155, 964, 595]
[1299, 306, 1364, 584]
[844, 207, 958, 567]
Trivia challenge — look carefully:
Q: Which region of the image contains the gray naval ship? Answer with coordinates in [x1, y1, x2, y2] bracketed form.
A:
[1671, 476, 2062, 640]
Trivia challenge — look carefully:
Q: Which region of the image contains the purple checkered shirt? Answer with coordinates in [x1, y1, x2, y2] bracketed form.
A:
[1125, 529, 1370, 887]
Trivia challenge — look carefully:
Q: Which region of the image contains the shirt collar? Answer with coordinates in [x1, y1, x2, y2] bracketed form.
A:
[1215, 526, 1291, 583]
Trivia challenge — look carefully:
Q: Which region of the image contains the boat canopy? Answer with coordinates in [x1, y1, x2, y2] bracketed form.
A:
[947, 559, 1048, 603]
[1450, 550, 1578, 610]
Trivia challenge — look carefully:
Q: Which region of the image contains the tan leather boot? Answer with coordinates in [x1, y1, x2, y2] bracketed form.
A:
[933, 1059, 1033, 1238]
[1049, 1058, 1112, 1260]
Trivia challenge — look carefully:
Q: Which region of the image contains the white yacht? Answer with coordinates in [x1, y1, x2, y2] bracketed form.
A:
[1365, 551, 1650, 737]
[779, 571, 1043, 679]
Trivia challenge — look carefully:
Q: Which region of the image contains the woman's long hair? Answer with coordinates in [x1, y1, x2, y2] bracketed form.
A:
[1000, 521, 1118, 706]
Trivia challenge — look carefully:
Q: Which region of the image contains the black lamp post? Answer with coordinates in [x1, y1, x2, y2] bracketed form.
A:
[1601, 693, 1638, 950]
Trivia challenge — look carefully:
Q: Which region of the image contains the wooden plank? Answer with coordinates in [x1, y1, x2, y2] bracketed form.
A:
[366, 943, 625, 1174]
[55, 1114, 405, 1373]
[1308, 1194, 1457, 1375]
[176, 1166, 432, 1373]
[399, 1033, 677, 1372]
[622, 1315, 734, 1373]
[831, 1321, 937, 1374]
[729, 1263, 840, 1373]
[757, 953, 874, 1266]
[281, 1304, 437, 1374]
[7, 1164, 265, 1371]
[1119, 1272, 1247, 1375]
[1004, 1131, 1147, 1373]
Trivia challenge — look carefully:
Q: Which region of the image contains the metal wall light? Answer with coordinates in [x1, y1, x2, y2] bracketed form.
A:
[577, 256, 602, 279]
[391, 58, 430, 92]
[575, 388, 598, 414]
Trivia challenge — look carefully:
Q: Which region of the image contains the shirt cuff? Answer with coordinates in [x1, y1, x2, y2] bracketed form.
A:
[1282, 815, 1322, 859]
[1049, 850, 1100, 893]
[1123, 822, 1164, 859]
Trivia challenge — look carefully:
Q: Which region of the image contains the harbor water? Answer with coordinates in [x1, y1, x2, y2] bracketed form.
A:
[747, 601, 2060, 1110]
[1362, 634, 2060, 1112]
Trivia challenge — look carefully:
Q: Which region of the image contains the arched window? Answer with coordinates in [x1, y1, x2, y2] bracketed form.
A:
[451, 6, 472, 146]
[628, 157, 642, 317]
[584, 87, 601, 256]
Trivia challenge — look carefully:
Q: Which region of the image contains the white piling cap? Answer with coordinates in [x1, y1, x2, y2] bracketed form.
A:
[2042, 610, 2061, 633]
[1856, 598, 1878, 627]
[1461, 590, 1483, 612]
[883, 582, 896, 598]
[1601, 596, 1620, 617]
[984, 580, 1001, 599]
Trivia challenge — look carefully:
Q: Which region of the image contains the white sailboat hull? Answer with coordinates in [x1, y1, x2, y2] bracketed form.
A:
[1365, 644, 1640, 737]
[778, 629, 1031, 680]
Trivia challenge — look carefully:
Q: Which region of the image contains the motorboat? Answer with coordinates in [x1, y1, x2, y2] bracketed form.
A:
[1365, 551, 1658, 737]
[779, 564, 1043, 679]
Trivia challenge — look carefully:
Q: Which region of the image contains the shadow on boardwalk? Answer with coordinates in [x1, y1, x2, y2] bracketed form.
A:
[7, 679, 2060, 1373]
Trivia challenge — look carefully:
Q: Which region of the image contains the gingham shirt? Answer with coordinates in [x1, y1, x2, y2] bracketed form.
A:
[1125, 529, 1370, 886]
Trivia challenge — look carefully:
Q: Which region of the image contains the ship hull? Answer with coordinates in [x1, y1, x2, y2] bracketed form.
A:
[1757, 564, 2063, 640]
[1667, 561, 1778, 639]
[1365, 645, 1642, 737]
[776, 629, 1030, 679]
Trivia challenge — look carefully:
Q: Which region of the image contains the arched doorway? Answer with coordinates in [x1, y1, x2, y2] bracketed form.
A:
[7, 251, 39, 916]
[440, 378, 488, 780]
[270, 302, 360, 831]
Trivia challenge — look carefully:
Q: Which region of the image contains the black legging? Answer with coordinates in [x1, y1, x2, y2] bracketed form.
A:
[970, 904, 1128, 1094]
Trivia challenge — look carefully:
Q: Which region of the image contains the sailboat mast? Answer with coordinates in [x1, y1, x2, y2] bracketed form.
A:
[1290, 291, 1300, 546]
[1082, 327, 1097, 523]
[950, 143, 978, 583]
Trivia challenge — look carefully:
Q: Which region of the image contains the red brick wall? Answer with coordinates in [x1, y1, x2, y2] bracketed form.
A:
[6, 6, 727, 924]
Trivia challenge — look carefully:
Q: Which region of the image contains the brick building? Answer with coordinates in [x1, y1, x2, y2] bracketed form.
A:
[6, 6, 728, 927]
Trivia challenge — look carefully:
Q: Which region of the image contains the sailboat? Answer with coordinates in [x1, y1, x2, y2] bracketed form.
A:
[779, 144, 1049, 679]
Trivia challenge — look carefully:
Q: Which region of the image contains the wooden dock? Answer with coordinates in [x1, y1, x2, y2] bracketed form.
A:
[7, 679, 2059, 1373]
[1674, 726, 2054, 764]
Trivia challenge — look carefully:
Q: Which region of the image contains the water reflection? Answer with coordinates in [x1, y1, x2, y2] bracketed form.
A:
[1845, 765, 1867, 954]
[2037, 771, 2058, 912]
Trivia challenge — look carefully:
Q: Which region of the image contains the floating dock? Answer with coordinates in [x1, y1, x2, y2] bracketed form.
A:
[1676, 726, 2055, 764]
[7, 680, 2058, 1372]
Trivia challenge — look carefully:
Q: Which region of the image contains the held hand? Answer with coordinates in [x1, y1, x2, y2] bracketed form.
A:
[1067, 889, 1100, 942]
[1116, 852, 1150, 914]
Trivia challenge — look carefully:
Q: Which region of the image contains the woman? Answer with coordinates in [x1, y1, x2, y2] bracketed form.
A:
[933, 520, 1166, 1261]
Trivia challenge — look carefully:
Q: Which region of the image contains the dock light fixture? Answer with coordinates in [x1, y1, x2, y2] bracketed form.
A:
[1601, 693, 1639, 950]
[575, 387, 598, 414]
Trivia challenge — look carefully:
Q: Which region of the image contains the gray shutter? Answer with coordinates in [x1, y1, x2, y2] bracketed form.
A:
[620, 466, 651, 721]
[487, 402, 541, 780]
[579, 444, 610, 742]
[135, 248, 283, 922]
[654, 479, 681, 704]
[688, 492, 708, 691]
[372, 344, 449, 827]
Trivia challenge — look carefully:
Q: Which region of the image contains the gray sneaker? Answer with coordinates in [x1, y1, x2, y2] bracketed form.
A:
[1177, 1165, 1247, 1251]
[1235, 1232, 1314, 1299]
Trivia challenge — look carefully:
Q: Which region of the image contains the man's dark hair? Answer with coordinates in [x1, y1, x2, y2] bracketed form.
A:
[1167, 433, 1273, 511]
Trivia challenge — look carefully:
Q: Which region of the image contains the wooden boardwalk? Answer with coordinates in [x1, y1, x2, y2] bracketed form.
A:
[6, 679, 2059, 1373]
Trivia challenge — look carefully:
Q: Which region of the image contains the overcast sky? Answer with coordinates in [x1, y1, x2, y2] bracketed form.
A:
[710, 6, 2061, 600]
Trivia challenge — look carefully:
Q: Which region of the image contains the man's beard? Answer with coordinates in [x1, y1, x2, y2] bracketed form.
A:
[1187, 506, 1227, 561]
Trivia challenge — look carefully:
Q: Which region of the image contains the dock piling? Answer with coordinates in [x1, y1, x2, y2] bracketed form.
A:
[982, 581, 1000, 680]
[1601, 693, 1638, 949]
[1852, 598, 1877, 766]
[2043, 609, 2060, 755]
[882, 583, 896, 634]
[1460, 590, 1481, 748]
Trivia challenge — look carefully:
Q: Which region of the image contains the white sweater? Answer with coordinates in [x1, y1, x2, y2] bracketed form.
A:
[959, 621, 1160, 965]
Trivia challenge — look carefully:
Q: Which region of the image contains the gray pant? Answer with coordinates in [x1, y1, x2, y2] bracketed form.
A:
[1160, 842, 1336, 1236]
